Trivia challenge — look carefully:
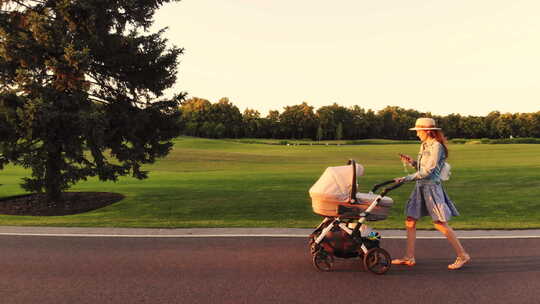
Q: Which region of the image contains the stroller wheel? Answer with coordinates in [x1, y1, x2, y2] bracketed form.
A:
[363, 248, 391, 275]
[313, 250, 334, 272]
[309, 241, 319, 255]
[308, 234, 315, 247]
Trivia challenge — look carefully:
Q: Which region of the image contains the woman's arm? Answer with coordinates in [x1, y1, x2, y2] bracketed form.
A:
[402, 142, 442, 182]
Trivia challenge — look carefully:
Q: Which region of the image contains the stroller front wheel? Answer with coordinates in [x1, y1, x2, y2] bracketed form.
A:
[363, 248, 391, 275]
[313, 250, 334, 272]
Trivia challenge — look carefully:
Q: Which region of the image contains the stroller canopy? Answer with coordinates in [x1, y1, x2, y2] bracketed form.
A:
[309, 164, 364, 203]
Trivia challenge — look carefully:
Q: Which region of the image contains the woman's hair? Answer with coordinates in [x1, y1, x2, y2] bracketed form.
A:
[426, 130, 449, 158]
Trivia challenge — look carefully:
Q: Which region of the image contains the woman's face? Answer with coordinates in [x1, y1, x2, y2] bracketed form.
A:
[416, 130, 429, 142]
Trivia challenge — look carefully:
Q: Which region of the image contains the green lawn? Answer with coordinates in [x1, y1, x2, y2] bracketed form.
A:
[1, 137, 539, 229]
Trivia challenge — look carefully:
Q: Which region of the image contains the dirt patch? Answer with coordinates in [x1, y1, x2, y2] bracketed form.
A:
[0, 192, 124, 216]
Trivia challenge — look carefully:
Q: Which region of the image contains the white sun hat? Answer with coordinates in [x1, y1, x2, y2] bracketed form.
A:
[409, 117, 441, 131]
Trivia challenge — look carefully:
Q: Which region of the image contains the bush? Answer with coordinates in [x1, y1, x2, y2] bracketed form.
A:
[489, 137, 540, 144]
[449, 138, 467, 144]
[448, 138, 540, 144]
[480, 138, 492, 144]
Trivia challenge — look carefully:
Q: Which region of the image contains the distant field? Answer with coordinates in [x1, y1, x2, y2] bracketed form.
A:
[225, 138, 419, 145]
[1, 137, 539, 229]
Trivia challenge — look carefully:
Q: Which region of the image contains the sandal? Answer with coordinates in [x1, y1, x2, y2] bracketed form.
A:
[391, 256, 416, 266]
[448, 254, 471, 270]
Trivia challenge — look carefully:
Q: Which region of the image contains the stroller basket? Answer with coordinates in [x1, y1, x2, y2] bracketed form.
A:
[338, 205, 386, 221]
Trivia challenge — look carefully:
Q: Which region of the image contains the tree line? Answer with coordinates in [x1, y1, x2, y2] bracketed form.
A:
[180, 97, 540, 140]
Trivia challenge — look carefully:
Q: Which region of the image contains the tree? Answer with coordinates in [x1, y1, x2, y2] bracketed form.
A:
[439, 114, 463, 139]
[377, 106, 421, 140]
[461, 116, 485, 139]
[532, 112, 540, 137]
[349, 105, 368, 139]
[243, 108, 261, 138]
[495, 113, 518, 138]
[316, 103, 353, 139]
[0, 0, 183, 202]
[180, 97, 212, 137]
[363, 109, 380, 139]
[279, 102, 318, 139]
[335, 122, 343, 140]
[266, 110, 281, 138]
[484, 111, 501, 138]
[316, 125, 323, 141]
[199, 121, 216, 138]
[208, 97, 242, 138]
[522, 112, 540, 137]
[213, 122, 226, 138]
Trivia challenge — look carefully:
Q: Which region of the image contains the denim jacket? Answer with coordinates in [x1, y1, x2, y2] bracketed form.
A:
[403, 139, 446, 183]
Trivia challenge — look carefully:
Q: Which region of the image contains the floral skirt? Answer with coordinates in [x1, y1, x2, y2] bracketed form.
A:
[405, 182, 460, 222]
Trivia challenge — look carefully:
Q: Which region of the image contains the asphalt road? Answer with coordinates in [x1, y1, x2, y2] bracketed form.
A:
[1, 235, 540, 304]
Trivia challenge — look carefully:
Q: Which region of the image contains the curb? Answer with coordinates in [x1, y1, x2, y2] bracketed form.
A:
[1, 226, 540, 239]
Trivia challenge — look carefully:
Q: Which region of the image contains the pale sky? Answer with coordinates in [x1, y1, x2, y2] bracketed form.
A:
[153, 0, 540, 116]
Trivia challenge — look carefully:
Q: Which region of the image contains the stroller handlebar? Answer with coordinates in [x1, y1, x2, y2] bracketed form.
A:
[371, 179, 405, 195]
[370, 180, 395, 193]
[385, 181, 405, 192]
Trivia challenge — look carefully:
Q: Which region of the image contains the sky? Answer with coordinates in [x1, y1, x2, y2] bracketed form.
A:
[152, 0, 540, 116]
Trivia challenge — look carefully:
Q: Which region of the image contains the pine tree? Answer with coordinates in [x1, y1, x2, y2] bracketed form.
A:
[0, 0, 183, 202]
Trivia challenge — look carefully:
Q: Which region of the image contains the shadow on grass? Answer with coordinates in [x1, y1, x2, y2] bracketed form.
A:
[0, 192, 124, 216]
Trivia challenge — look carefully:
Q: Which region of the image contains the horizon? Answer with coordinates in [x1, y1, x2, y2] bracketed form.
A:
[153, 0, 540, 117]
[180, 98, 537, 118]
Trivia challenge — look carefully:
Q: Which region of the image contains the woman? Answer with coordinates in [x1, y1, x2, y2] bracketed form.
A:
[392, 117, 471, 270]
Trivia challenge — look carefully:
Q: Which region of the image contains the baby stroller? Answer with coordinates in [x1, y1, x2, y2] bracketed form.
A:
[308, 160, 403, 275]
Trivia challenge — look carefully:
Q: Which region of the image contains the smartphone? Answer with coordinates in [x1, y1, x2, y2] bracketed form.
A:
[398, 153, 412, 163]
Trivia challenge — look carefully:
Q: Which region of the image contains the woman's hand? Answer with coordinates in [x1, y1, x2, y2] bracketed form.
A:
[399, 153, 413, 164]
[399, 153, 417, 168]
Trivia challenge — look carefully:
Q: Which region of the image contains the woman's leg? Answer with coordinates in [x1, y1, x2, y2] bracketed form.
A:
[433, 221, 471, 269]
[405, 216, 417, 258]
[392, 217, 417, 265]
[433, 221, 466, 256]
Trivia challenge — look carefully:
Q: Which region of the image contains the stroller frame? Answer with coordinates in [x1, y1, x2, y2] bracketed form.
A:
[309, 160, 403, 274]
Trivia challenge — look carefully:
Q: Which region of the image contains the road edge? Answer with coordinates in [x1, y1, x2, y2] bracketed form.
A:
[1, 226, 540, 239]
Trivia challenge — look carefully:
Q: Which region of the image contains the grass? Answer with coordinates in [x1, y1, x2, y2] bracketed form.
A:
[1, 137, 540, 229]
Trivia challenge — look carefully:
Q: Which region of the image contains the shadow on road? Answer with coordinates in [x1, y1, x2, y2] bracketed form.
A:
[383, 256, 540, 276]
